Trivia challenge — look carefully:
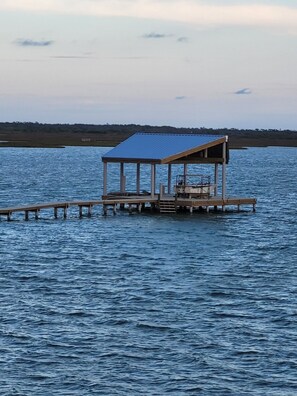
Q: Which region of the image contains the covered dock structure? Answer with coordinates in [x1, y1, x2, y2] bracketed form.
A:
[101, 133, 256, 214]
[0, 133, 256, 221]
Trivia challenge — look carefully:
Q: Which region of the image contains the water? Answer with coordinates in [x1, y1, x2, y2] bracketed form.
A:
[0, 146, 297, 395]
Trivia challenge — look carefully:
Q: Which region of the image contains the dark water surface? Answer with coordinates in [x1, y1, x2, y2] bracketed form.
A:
[0, 147, 297, 395]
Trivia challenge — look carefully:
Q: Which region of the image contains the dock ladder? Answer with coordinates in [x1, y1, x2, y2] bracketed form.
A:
[159, 199, 176, 214]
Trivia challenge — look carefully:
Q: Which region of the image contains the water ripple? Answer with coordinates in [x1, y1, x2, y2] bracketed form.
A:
[0, 147, 297, 395]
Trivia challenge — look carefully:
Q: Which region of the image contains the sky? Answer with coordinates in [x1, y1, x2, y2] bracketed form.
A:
[0, 0, 297, 129]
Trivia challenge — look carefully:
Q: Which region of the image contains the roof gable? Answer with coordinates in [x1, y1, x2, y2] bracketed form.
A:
[102, 133, 228, 164]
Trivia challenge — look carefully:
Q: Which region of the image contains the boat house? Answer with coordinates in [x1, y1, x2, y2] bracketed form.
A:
[101, 133, 256, 214]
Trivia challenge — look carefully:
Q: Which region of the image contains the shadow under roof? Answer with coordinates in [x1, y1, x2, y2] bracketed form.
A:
[102, 133, 227, 164]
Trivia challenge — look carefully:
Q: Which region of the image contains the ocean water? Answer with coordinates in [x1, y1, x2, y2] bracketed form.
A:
[0, 146, 297, 395]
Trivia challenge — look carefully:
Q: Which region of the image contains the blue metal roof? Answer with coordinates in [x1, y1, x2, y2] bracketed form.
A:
[102, 133, 226, 163]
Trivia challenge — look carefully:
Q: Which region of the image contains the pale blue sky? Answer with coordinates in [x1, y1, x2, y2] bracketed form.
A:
[0, 0, 296, 129]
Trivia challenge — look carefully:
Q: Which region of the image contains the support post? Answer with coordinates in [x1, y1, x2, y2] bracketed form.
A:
[168, 164, 172, 194]
[54, 207, 58, 219]
[87, 205, 92, 217]
[222, 163, 226, 199]
[63, 207, 67, 219]
[79, 206, 83, 218]
[222, 141, 227, 199]
[159, 183, 164, 199]
[151, 164, 156, 198]
[136, 163, 141, 195]
[214, 163, 219, 197]
[120, 163, 125, 193]
[25, 211, 29, 221]
[35, 210, 39, 220]
[183, 164, 188, 184]
[103, 161, 107, 197]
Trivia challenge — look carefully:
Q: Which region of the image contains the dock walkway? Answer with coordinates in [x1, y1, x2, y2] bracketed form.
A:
[0, 200, 102, 221]
[0, 195, 256, 221]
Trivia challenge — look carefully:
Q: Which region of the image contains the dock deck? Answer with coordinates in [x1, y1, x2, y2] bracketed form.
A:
[0, 195, 256, 221]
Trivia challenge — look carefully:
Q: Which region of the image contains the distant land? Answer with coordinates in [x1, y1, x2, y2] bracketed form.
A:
[1, 122, 297, 149]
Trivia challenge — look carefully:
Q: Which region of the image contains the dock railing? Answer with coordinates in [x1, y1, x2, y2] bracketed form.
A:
[174, 174, 214, 198]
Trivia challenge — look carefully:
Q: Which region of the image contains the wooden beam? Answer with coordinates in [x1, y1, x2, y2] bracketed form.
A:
[136, 163, 141, 195]
[161, 137, 227, 164]
[171, 158, 223, 164]
[222, 141, 227, 199]
[151, 164, 156, 198]
[183, 163, 188, 183]
[87, 205, 92, 217]
[120, 163, 125, 193]
[214, 163, 219, 196]
[167, 164, 172, 194]
[103, 162, 107, 196]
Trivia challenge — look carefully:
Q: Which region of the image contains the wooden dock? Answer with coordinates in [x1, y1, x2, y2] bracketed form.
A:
[0, 195, 256, 221]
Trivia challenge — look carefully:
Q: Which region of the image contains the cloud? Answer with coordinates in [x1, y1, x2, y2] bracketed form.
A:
[51, 55, 91, 59]
[177, 36, 189, 43]
[142, 32, 171, 39]
[1, 1, 297, 33]
[234, 88, 252, 95]
[175, 96, 186, 100]
[15, 39, 54, 47]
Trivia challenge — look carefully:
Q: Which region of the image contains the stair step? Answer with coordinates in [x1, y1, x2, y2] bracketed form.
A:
[159, 200, 176, 214]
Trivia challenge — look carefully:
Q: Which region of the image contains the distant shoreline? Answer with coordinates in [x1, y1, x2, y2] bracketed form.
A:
[1, 122, 297, 148]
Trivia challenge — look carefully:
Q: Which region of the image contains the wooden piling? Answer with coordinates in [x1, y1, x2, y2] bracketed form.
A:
[87, 205, 92, 217]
